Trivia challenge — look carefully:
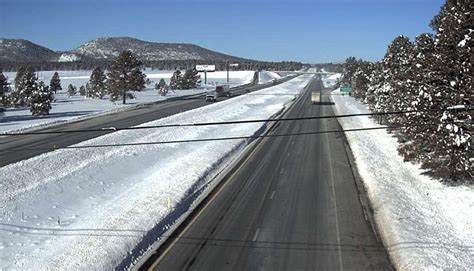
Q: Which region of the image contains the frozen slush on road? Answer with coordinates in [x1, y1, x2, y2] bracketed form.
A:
[0, 75, 312, 269]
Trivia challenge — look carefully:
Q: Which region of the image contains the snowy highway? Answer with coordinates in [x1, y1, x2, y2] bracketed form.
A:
[0, 74, 294, 167]
[141, 78, 392, 270]
[0, 74, 310, 269]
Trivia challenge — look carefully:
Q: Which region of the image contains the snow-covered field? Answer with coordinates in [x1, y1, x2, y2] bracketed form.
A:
[0, 75, 313, 269]
[331, 87, 474, 270]
[1, 70, 257, 134]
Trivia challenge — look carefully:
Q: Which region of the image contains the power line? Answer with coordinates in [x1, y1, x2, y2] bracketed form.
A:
[1, 125, 404, 153]
[2, 108, 471, 136]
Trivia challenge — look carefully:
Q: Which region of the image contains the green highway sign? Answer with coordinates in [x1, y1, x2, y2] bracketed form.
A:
[341, 86, 352, 93]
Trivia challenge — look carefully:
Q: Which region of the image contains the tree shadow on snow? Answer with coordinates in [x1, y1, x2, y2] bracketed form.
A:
[0, 111, 96, 123]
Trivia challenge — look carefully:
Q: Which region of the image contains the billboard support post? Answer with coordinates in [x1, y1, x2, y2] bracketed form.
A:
[195, 65, 216, 89]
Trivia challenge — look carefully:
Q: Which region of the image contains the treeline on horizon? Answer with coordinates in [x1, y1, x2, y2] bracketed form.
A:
[0, 59, 304, 72]
[339, 0, 472, 183]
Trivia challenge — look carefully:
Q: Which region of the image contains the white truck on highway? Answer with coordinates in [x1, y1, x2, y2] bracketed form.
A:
[205, 85, 231, 102]
[311, 92, 320, 103]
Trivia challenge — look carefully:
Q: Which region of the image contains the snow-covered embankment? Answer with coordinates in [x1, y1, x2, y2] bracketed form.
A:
[330, 88, 474, 270]
[0, 75, 313, 269]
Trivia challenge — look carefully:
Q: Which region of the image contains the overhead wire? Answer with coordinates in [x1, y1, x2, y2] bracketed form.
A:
[2, 107, 471, 136]
[1, 125, 407, 152]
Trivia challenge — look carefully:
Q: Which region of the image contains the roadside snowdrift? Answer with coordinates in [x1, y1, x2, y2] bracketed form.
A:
[258, 71, 281, 83]
[331, 88, 474, 270]
[0, 75, 313, 269]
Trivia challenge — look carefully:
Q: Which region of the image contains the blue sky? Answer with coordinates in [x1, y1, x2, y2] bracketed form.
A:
[1, 0, 445, 63]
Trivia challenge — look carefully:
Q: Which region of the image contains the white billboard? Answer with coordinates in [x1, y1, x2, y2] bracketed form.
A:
[195, 65, 216, 72]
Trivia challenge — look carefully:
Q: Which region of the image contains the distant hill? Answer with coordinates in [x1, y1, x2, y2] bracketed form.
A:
[72, 37, 246, 62]
[0, 38, 59, 63]
[0, 37, 303, 71]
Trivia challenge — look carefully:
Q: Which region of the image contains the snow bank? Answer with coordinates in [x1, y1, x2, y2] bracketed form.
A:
[258, 71, 281, 84]
[0, 75, 313, 269]
[331, 88, 474, 270]
[1, 70, 255, 134]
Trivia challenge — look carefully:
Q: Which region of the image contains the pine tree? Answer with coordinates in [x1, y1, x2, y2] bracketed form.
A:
[352, 60, 373, 100]
[375, 36, 415, 124]
[79, 85, 86, 96]
[67, 84, 77, 97]
[106, 50, 145, 104]
[0, 71, 10, 106]
[365, 62, 385, 111]
[169, 70, 183, 90]
[13, 67, 37, 107]
[155, 78, 169, 96]
[129, 69, 146, 91]
[425, 0, 473, 181]
[85, 83, 91, 97]
[49, 72, 62, 94]
[29, 81, 54, 116]
[14, 66, 27, 91]
[397, 33, 438, 163]
[341, 57, 358, 85]
[89, 67, 107, 99]
[182, 68, 201, 89]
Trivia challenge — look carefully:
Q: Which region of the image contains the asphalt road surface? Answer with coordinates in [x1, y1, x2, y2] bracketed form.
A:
[144, 78, 393, 270]
[0, 76, 293, 167]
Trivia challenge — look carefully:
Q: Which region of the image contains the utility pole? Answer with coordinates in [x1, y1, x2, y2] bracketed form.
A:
[122, 73, 126, 104]
[226, 60, 229, 83]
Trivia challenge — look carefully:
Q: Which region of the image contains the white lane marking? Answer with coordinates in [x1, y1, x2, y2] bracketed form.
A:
[291, 140, 295, 145]
[325, 123, 344, 271]
[270, 191, 275, 200]
[280, 168, 284, 174]
[252, 228, 261, 242]
[287, 152, 290, 157]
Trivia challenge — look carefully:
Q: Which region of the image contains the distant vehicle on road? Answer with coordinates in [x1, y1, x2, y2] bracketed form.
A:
[205, 85, 231, 102]
[311, 91, 320, 104]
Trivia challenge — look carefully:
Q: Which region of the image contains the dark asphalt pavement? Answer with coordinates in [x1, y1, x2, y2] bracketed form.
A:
[145, 78, 392, 271]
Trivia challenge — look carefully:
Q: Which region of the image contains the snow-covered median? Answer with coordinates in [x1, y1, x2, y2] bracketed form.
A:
[0, 75, 312, 269]
[331, 88, 474, 270]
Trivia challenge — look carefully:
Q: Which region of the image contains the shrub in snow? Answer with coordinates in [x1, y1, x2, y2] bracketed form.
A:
[67, 84, 77, 97]
[29, 81, 53, 116]
[155, 78, 169, 96]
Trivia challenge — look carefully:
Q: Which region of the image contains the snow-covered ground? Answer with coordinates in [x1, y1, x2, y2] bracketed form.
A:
[330, 87, 474, 270]
[322, 73, 341, 88]
[258, 70, 281, 83]
[0, 75, 313, 269]
[1, 70, 256, 134]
